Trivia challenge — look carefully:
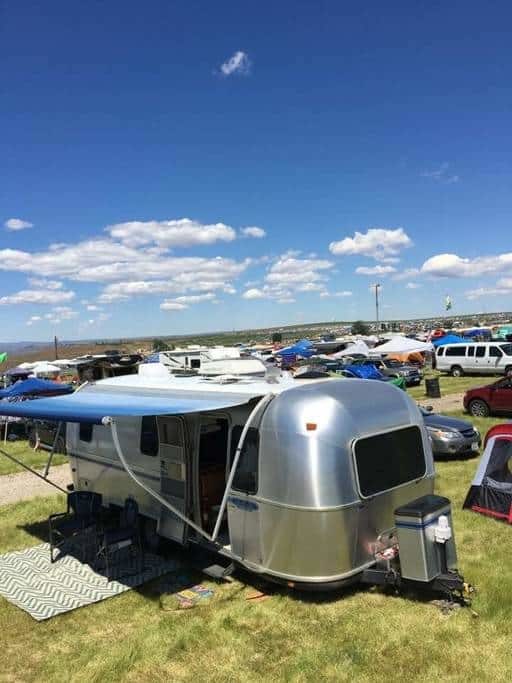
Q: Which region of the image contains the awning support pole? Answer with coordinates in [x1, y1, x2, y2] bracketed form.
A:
[106, 392, 274, 549]
[0, 446, 67, 494]
[43, 421, 63, 477]
[211, 393, 274, 542]
[109, 418, 216, 544]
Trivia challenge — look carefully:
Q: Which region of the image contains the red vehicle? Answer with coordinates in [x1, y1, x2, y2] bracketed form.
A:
[464, 377, 512, 417]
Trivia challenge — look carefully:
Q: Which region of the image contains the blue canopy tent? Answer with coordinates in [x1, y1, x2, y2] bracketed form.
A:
[343, 364, 384, 380]
[0, 378, 73, 399]
[432, 334, 466, 347]
[463, 328, 492, 339]
[0, 387, 255, 424]
[274, 339, 315, 364]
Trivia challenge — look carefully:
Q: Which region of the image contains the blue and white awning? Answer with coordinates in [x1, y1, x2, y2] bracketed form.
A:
[0, 388, 254, 424]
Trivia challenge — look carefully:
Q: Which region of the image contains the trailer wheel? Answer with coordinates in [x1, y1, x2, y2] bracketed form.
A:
[468, 399, 490, 417]
[451, 365, 463, 377]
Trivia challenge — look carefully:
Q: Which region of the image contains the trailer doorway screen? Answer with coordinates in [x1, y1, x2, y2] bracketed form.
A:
[354, 426, 425, 498]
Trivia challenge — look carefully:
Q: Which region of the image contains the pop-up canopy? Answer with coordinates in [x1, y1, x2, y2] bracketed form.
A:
[0, 378, 73, 399]
[0, 387, 254, 424]
[370, 337, 433, 355]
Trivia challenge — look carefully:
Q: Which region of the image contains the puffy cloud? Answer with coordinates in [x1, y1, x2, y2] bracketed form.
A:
[421, 253, 512, 278]
[173, 293, 217, 304]
[406, 282, 421, 289]
[28, 278, 63, 290]
[0, 289, 75, 305]
[26, 315, 42, 325]
[240, 226, 266, 239]
[392, 268, 421, 281]
[329, 228, 412, 260]
[4, 218, 33, 231]
[86, 304, 102, 311]
[160, 301, 188, 311]
[356, 265, 396, 276]
[219, 51, 251, 76]
[466, 278, 512, 300]
[242, 288, 265, 299]
[107, 218, 237, 248]
[266, 254, 333, 286]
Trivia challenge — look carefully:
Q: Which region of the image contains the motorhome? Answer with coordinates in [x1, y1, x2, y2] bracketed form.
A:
[154, 346, 266, 376]
[0, 363, 468, 598]
[436, 342, 512, 377]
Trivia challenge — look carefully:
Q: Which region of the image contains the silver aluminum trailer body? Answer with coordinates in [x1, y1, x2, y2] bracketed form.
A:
[65, 375, 434, 587]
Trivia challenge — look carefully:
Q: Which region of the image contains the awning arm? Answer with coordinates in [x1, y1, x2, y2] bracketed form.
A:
[105, 392, 274, 548]
[211, 392, 274, 541]
[0, 446, 67, 494]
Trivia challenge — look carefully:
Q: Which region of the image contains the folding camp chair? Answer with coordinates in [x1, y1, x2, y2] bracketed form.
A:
[96, 498, 144, 581]
[49, 491, 103, 563]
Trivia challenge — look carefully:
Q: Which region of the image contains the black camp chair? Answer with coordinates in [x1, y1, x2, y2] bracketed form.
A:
[96, 498, 143, 581]
[49, 491, 103, 563]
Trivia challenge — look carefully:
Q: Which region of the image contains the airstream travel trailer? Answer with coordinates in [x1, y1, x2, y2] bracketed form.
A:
[0, 365, 469, 599]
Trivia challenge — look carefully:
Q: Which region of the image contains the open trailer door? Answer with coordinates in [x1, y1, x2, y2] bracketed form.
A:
[157, 416, 188, 544]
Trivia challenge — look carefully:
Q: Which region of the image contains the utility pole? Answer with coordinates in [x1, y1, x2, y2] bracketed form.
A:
[54, 335, 59, 360]
[374, 283, 381, 330]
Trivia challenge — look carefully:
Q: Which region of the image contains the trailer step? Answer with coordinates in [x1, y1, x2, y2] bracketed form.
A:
[202, 562, 235, 580]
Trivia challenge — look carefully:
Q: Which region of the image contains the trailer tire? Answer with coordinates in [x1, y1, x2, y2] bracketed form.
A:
[451, 365, 463, 377]
[468, 399, 490, 418]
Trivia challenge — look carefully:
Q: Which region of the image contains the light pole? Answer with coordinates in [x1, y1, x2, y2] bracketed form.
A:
[374, 283, 381, 330]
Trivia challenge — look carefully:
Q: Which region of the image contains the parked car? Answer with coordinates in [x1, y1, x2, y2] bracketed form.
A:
[436, 342, 512, 377]
[420, 407, 480, 456]
[355, 358, 422, 386]
[27, 420, 67, 454]
[463, 377, 512, 417]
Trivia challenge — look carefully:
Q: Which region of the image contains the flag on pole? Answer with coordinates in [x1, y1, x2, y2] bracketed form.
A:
[0, 352, 8, 364]
[445, 295, 452, 311]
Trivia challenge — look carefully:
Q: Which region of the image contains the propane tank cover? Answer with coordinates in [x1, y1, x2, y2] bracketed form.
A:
[435, 515, 452, 543]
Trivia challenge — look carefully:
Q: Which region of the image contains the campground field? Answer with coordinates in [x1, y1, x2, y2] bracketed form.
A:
[1, 375, 512, 681]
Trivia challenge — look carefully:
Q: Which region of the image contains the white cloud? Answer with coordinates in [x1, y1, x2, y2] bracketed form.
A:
[107, 218, 237, 248]
[421, 162, 459, 184]
[319, 290, 353, 298]
[356, 265, 396, 276]
[219, 51, 251, 76]
[86, 304, 102, 311]
[240, 226, 266, 239]
[4, 218, 33, 231]
[28, 278, 63, 290]
[0, 289, 75, 306]
[392, 268, 421, 281]
[173, 293, 216, 304]
[329, 228, 412, 261]
[242, 288, 265, 300]
[160, 301, 188, 311]
[421, 253, 512, 278]
[266, 254, 333, 285]
[466, 278, 512, 300]
[26, 315, 42, 325]
[406, 282, 421, 289]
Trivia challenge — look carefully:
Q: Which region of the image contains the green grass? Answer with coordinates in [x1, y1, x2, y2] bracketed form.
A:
[0, 440, 67, 476]
[407, 371, 487, 401]
[2, 439, 512, 681]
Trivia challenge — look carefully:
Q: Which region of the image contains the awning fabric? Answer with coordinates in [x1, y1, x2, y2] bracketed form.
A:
[0, 378, 73, 399]
[0, 388, 254, 424]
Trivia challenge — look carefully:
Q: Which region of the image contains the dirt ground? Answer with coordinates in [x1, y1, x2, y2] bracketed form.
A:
[415, 391, 465, 413]
[0, 464, 70, 506]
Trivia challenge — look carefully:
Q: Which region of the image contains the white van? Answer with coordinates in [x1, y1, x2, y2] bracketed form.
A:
[436, 342, 512, 377]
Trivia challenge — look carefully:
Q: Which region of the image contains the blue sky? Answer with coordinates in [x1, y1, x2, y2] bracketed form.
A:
[2, 0, 512, 341]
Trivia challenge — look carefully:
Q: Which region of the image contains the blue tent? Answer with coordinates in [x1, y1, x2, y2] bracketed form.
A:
[432, 334, 467, 347]
[463, 328, 491, 339]
[0, 378, 74, 399]
[343, 364, 384, 380]
[275, 339, 315, 359]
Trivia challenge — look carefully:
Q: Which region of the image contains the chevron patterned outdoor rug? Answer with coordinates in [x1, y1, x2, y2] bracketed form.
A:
[0, 543, 180, 621]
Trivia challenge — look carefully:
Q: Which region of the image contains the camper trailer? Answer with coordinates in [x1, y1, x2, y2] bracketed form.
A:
[0, 366, 468, 598]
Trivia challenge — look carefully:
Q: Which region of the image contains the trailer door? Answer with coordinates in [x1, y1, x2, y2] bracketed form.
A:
[157, 417, 187, 544]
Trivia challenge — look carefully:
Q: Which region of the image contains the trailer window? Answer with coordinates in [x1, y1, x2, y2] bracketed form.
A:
[230, 426, 259, 494]
[79, 423, 93, 443]
[354, 426, 425, 498]
[140, 416, 159, 457]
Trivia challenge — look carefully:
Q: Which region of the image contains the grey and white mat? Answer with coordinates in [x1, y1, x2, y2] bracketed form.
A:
[0, 543, 179, 621]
